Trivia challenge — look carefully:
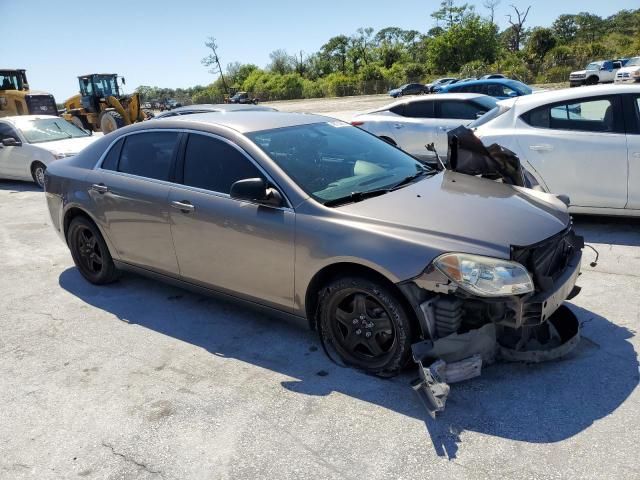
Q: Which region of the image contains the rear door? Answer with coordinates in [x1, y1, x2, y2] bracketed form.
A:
[168, 132, 295, 310]
[625, 93, 640, 211]
[516, 95, 627, 209]
[89, 131, 182, 275]
[388, 100, 438, 159]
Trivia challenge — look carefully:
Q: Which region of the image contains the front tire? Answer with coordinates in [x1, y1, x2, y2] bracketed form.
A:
[586, 76, 599, 86]
[67, 217, 119, 285]
[31, 162, 46, 189]
[99, 110, 125, 133]
[318, 276, 413, 376]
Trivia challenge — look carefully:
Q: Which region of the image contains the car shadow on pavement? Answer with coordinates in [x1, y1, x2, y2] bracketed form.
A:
[0, 180, 40, 192]
[574, 215, 640, 247]
[59, 268, 638, 461]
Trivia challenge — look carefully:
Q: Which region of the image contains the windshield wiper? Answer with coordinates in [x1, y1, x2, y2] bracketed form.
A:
[323, 189, 391, 207]
[391, 169, 436, 190]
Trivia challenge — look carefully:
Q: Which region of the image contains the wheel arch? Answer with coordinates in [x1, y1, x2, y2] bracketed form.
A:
[304, 261, 419, 335]
[62, 206, 118, 259]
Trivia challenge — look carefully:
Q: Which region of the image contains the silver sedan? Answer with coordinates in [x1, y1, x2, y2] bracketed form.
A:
[44, 112, 582, 412]
[351, 93, 497, 161]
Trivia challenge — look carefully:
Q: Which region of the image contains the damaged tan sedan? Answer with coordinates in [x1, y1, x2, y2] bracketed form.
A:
[44, 113, 583, 415]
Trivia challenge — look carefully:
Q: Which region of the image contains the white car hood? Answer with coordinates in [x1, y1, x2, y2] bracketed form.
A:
[35, 135, 98, 156]
[571, 70, 588, 76]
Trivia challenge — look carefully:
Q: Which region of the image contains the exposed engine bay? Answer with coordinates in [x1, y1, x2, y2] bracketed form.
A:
[403, 127, 585, 417]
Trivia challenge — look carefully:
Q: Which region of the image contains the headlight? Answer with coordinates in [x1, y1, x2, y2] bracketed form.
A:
[434, 253, 534, 297]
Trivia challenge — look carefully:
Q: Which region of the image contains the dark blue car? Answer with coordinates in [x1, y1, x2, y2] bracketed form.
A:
[437, 78, 533, 100]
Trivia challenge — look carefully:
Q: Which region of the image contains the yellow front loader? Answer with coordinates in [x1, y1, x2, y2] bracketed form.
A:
[63, 74, 152, 133]
[0, 69, 58, 117]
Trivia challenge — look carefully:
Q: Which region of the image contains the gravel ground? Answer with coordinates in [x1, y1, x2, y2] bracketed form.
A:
[0, 95, 638, 479]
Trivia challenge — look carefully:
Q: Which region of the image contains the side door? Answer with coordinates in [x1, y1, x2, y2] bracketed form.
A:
[433, 99, 490, 154]
[390, 100, 438, 160]
[515, 95, 627, 209]
[168, 132, 295, 310]
[625, 93, 640, 210]
[88, 131, 182, 275]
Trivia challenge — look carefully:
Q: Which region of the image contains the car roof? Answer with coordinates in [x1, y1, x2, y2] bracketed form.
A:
[159, 104, 277, 115]
[357, 93, 489, 115]
[507, 84, 640, 111]
[159, 111, 333, 133]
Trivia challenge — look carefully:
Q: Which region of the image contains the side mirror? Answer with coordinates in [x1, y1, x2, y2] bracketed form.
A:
[230, 178, 283, 207]
[2, 137, 21, 147]
[475, 111, 487, 119]
[507, 91, 518, 97]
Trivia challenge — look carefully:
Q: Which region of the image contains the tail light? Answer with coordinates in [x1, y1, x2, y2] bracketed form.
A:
[351, 120, 365, 126]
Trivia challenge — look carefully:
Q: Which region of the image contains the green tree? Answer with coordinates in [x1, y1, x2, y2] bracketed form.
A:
[552, 14, 578, 44]
[431, 0, 474, 29]
[428, 15, 499, 73]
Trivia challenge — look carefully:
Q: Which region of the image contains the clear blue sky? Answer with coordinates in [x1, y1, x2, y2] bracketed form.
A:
[1, 0, 636, 101]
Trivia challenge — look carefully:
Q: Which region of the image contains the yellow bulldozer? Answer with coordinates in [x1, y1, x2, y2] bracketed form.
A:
[63, 73, 152, 133]
[0, 69, 59, 117]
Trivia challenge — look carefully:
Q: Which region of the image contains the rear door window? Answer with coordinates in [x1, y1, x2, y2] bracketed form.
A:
[101, 138, 124, 171]
[523, 97, 620, 133]
[182, 134, 263, 194]
[118, 132, 180, 181]
[402, 101, 435, 118]
[437, 100, 485, 120]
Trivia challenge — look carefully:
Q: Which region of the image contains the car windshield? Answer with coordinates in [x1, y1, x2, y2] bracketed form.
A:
[247, 121, 434, 205]
[626, 57, 640, 67]
[586, 62, 601, 71]
[17, 118, 90, 143]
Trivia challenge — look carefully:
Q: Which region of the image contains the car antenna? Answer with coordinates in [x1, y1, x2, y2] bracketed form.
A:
[584, 244, 599, 267]
[425, 143, 447, 170]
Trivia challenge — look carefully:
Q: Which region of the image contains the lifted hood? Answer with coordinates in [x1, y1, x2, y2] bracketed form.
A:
[337, 171, 570, 258]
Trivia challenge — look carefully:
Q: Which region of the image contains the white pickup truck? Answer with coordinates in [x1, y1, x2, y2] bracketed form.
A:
[615, 56, 640, 84]
[569, 60, 624, 87]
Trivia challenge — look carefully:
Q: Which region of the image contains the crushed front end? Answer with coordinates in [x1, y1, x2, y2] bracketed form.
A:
[400, 226, 584, 417]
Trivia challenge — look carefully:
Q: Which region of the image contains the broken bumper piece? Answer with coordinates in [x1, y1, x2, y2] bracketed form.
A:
[411, 306, 580, 417]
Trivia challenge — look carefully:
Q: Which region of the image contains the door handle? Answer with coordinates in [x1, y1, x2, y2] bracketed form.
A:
[633, 152, 640, 158]
[171, 200, 195, 213]
[393, 123, 404, 129]
[438, 126, 448, 131]
[90, 183, 108, 194]
[529, 144, 554, 152]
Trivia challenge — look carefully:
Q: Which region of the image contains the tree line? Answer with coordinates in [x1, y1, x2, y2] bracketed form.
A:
[136, 2, 640, 104]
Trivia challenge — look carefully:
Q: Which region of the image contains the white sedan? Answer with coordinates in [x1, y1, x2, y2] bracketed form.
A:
[0, 115, 98, 188]
[351, 93, 497, 162]
[473, 84, 640, 216]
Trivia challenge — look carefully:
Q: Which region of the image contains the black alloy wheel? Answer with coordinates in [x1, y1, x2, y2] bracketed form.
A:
[319, 276, 412, 376]
[67, 217, 119, 284]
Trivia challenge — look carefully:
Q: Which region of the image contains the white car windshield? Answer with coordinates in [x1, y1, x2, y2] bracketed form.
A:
[17, 118, 90, 144]
[585, 62, 602, 71]
[626, 57, 640, 67]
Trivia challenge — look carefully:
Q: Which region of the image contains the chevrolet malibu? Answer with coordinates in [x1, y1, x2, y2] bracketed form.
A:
[44, 113, 583, 409]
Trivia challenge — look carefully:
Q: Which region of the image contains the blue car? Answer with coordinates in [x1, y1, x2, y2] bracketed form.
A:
[437, 78, 532, 100]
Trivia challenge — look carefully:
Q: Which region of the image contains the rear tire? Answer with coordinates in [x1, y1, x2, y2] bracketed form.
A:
[67, 217, 119, 285]
[317, 276, 413, 377]
[99, 111, 125, 133]
[31, 162, 46, 189]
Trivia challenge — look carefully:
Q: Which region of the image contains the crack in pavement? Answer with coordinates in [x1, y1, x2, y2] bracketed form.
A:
[101, 441, 164, 478]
